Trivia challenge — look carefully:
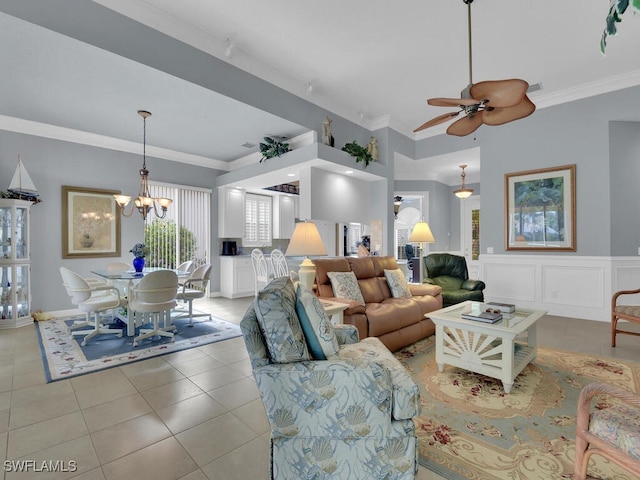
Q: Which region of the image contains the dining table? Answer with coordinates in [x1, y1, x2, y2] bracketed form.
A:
[90, 267, 191, 336]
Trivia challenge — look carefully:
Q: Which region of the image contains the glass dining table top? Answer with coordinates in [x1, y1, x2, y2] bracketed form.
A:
[91, 267, 191, 280]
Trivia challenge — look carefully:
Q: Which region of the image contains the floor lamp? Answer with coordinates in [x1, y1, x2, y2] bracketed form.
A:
[408, 221, 435, 283]
[285, 221, 327, 289]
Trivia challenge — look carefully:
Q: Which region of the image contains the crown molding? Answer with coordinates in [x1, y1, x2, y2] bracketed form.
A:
[0, 114, 228, 170]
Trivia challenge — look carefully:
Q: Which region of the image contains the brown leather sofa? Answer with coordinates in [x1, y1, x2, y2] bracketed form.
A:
[314, 256, 443, 351]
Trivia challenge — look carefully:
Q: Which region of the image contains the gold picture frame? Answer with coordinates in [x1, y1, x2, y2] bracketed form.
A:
[62, 186, 121, 258]
[505, 164, 576, 252]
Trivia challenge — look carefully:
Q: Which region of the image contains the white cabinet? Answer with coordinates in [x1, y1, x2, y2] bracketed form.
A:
[218, 187, 245, 238]
[220, 256, 254, 298]
[273, 195, 297, 239]
[0, 199, 32, 328]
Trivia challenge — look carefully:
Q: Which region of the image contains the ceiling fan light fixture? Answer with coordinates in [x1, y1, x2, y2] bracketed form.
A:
[454, 164, 474, 199]
[414, 0, 535, 136]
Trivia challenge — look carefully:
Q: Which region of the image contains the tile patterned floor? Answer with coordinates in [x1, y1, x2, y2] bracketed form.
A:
[0, 297, 638, 479]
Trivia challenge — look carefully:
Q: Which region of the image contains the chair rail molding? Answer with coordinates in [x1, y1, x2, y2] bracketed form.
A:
[478, 254, 640, 322]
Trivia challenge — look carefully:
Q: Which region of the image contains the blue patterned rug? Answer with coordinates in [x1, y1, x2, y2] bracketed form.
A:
[36, 311, 242, 382]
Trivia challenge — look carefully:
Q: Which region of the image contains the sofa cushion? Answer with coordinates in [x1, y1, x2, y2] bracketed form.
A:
[366, 299, 423, 337]
[327, 271, 365, 304]
[384, 269, 412, 298]
[254, 276, 310, 364]
[295, 283, 339, 360]
[314, 258, 351, 298]
[339, 337, 420, 419]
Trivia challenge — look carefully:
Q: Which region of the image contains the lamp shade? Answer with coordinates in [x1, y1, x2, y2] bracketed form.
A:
[285, 222, 328, 256]
[408, 221, 435, 243]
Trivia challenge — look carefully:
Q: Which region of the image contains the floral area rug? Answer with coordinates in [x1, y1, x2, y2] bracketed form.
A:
[395, 337, 640, 480]
[36, 312, 241, 383]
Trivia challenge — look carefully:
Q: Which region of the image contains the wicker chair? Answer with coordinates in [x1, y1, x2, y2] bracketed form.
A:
[574, 382, 640, 479]
[611, 288, 640, 347]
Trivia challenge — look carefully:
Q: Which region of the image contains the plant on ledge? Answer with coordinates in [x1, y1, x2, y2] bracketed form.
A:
[259, 136, 291, 163]
[342, 140, 374, 168]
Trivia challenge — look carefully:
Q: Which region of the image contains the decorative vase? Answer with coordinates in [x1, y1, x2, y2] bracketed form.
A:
[133, 257, 145, 273]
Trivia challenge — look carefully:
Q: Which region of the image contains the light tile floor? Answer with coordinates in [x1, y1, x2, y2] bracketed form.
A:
[1, 297, 639, 479]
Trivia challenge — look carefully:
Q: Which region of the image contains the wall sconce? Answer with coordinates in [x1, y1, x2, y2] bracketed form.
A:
[393, 196, 403, 218]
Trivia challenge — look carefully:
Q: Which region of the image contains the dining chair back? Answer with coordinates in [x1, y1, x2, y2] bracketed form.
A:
[59, 267, 126, 345]
[129, 270, 178, 346]
[175, 263, 213, 326]
[251, 249, 269, 295]
[177, 260, 195, 274]
[270, 249, 289, 278]
[106, 262, 131, 273]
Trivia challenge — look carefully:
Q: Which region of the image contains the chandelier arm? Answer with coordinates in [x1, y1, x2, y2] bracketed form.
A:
[118, 201, 136, 218]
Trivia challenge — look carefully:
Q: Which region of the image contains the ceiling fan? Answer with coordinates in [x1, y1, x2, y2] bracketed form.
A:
[414, 0, 535, 137]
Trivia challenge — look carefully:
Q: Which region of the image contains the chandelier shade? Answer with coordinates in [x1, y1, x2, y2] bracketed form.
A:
[114, 110, 172, 221]
[454, 164, 474, 199]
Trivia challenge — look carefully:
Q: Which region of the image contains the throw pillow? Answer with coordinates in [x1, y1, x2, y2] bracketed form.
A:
[327, 271, 365, 304]
[384, 268, 412, 299]
[254, 276, 310, 363]
[295, 283, 340, 360]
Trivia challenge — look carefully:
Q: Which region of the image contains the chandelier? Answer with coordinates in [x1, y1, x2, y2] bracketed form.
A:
[454, 164, 474, 199]
[114, 110, 172, 220]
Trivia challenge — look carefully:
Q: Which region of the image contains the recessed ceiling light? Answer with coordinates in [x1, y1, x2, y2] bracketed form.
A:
[287, 173, 296, 177]
[345, 170, 354, 174]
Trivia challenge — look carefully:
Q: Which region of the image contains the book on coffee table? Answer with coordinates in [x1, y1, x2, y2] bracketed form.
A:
[461, 311, 503, 323]
[486, 302, 516, 313]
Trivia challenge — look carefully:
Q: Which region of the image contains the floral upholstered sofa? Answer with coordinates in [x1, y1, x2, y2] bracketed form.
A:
[240, 276, 421, 479]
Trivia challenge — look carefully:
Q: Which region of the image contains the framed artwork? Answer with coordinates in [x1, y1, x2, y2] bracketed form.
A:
[62, 186, 121, 258]
[505, 164, 576, 251]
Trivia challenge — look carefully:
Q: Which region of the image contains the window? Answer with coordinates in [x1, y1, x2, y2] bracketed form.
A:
[244, 193, 272, 247]
[144, 183, 211, 269]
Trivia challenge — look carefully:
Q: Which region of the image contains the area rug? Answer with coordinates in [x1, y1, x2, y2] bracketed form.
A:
[36, 312, 242, 383]
[395, 337, 640, 480]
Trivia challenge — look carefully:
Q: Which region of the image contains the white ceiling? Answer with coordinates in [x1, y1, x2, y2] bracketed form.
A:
[3, 1, 640, 186]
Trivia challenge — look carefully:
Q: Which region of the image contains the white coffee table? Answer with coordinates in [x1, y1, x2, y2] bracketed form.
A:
[428, 301, 546, 393]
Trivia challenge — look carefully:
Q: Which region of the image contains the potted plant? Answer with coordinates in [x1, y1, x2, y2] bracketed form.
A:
[130, 243, 148, 273]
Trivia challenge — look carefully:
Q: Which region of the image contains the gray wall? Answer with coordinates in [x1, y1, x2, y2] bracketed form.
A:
[610, 121, 640, 256]
[414, 86, 640, 257]
[0, 130, 222, 312]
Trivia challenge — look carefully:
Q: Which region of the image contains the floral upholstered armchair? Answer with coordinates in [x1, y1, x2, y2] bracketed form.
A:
[240, 276, 420, 479]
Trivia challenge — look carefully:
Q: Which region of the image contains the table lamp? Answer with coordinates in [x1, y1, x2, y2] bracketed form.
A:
[285, 221, 327, 289]
[408, 220, 435, 283]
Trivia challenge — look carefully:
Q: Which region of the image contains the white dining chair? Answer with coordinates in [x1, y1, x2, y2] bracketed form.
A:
[270, 248, 289, 278]
[129, 270, 179, 347]
[175, 263, 213, 326]
[251, 249, 269, 296]
[60, 267, 127, 346]
[177, 260, 194, 275]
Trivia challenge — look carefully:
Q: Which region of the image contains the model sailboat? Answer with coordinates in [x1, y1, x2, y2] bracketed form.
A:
[5, 157, 40, 203]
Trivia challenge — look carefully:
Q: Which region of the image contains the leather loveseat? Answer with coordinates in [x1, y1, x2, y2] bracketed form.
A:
[314, 256, 443, 351]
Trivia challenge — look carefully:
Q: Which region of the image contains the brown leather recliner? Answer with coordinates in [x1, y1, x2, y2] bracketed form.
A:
[314, 256, 443, 351]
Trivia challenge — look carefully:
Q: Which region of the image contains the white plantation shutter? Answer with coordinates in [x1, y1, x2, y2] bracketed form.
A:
[244, 193, 272, 247]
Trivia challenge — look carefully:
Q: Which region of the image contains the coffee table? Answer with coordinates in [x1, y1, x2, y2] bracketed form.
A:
[428, 301, 546, 393]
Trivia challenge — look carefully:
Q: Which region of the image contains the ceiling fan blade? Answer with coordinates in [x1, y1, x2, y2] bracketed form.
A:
[427, 97, 479, 107]
[413, 111, 461, 132]
[446, 111, 484, 137]
[470, 79, 529, 108]
[483, 96, 536, 126]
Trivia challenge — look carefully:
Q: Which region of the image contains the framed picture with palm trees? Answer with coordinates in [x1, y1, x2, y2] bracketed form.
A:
[505, 164, 576, 251]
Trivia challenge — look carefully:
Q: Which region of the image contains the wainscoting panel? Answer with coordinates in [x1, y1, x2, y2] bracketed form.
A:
[541, 265, 605, 309]
[484, 263, 536, 302]
[478, 255, 640, 322]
